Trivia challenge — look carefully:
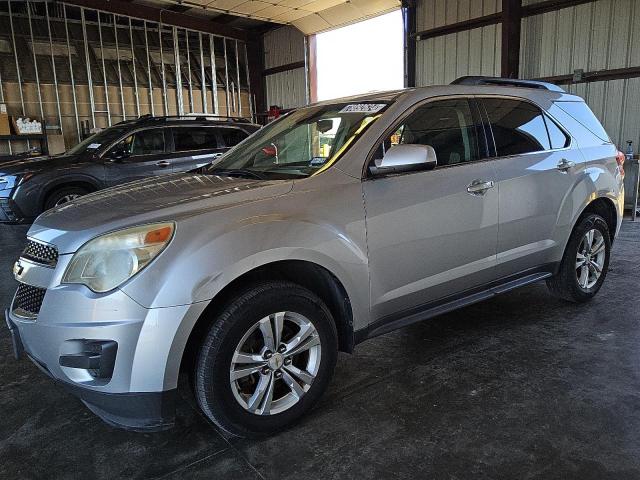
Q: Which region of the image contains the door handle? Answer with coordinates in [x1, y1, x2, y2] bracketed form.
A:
[156, 160, 170, 168]
[556, 159, 575, 172]
[467, 179, 495, 196]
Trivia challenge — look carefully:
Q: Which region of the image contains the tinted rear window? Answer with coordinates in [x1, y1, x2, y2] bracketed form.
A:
[483, 98, 551, 156]
[555, 101, 611, 143]
[220, 128, 248, 147]
[173, 128, 220, 152]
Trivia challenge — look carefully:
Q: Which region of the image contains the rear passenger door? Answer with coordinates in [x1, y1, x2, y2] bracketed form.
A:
[479, 97, 583, 278]
[169, 127, 228, 173]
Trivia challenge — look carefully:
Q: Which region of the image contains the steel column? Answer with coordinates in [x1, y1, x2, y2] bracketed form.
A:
[113, 15, 126, 120]
[97, 12, 112, 125]
[501, 0, 522, 78]
[159, 24, 168, 115]
[27, 2, 45, 122]
[129, 18, 140, 117]
[63, 3, 81, 141]
[80, 8, 97, 129]
[144, 21, 155, 116]
[243, 43, 253, 122]
[173, 27, 184, 116]
[209, 35, 219, 115]
[199, 33, 208, 114]
[45, 2, 63, 136]
[223, 38, 230, 115]
[185, 31, 193, 113]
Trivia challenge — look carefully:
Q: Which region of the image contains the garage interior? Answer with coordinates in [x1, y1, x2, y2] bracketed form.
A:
[1, 0, 639, 478]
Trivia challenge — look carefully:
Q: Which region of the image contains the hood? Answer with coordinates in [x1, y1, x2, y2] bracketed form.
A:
[28, 173, 293, 253]
[0, 153, 78, 175]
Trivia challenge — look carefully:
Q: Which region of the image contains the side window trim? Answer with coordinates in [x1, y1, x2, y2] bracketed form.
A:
[475, 95, 572, 160]
[363, 95, 485, 179]
[101, 127, 168, 159]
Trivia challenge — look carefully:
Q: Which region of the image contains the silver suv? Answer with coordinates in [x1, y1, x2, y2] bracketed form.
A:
[5, 77, 625, 437]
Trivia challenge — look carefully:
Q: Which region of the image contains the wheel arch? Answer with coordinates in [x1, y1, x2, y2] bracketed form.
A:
[576, 196, 618, 243]
[40, 176, 100, 210]
[179, 259, 356, 378]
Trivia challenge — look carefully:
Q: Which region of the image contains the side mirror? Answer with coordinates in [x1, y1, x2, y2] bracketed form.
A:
[370, 144, 437, 176]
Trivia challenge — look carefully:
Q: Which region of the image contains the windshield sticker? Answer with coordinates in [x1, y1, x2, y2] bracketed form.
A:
[339, 104, 386, 114]
[87, 143, 101, 149]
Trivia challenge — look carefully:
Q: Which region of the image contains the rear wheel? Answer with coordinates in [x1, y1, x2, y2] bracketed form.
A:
[546, 214, 611, 302]
[44, 186, 88, 210]
[194, 281, 338, 437]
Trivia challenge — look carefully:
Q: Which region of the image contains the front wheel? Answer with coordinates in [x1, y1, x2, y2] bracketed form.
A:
[546, 213, 611, 303]
[44, 186, 88, 210]
[194, 281, 338, 437]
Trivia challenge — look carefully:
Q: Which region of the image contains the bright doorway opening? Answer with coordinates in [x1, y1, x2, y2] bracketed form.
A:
[315, 10, 404, 101]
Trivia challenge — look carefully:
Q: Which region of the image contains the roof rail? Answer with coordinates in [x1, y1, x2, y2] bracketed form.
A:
[135, 114, 254, 124]
[451, 76, 565, 92]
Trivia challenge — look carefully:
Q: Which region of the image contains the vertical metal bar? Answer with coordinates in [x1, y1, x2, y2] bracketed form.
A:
[46, 2, 63, 137]
[63, 4, 81, 141]
[0, 50, 11, 154]
[113, 15, 126, 121]
[243, 42, 253, 122]
[8, 1, 29, 149]
[159, 24, 168, 115]
[144, 21, 155, 116]
[129, 18, 140, 117]
[172, 27, 184, 116]
[27, 1, 45, 122]
[199, 33, 207, 114]
[304, 36, 310, 105]
[209, 35, 219, 115]
[80, 8, 96, 129]
[185, 30, 193, 113]
[97, 12, 111, 126]
[223, 38, 230, 115]
[235, 40, 241, 117]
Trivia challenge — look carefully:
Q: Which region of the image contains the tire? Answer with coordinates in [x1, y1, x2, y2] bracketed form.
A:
[44, 186, 88, 210]
[194, 281, 338, 437]
[546, 213, 611, 303]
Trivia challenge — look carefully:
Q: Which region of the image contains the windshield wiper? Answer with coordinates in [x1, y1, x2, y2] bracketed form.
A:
[207, 168, 265, 180]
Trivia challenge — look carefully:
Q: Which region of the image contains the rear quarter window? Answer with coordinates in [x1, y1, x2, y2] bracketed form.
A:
[554, 101, 612, 144]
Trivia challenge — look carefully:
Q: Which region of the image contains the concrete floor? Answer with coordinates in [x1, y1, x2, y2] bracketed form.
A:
[1, 222, 639, 479]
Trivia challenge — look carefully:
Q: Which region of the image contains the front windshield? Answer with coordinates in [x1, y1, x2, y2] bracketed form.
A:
[66, 126, 130, 156]
[204, 102, 389, 179]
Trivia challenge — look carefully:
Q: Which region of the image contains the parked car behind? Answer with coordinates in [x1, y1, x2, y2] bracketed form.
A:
[6, 77, 625, 437]
[0, 115, 260, 222]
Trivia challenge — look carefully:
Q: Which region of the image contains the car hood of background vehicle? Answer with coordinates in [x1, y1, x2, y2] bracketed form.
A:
[0, 153, 80, 175]
[28, 173, 293, 253]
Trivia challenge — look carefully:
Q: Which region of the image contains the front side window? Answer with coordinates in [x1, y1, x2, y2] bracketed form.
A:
[483, 98, 551, 156]
[173, 128, 220, 152]
[205, 102, 389, 179]
[109, 128, 166, 157]
[373, 98, 481, 167]
[220, 128, 249, 148]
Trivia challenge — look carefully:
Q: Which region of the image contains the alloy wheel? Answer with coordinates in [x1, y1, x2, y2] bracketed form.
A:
[229, 311, 321, 415]
[54, 193, 81, 206]
[575, 228, 606, 289]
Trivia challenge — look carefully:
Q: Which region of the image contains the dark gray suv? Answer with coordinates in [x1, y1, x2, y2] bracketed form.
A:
[0, 116, 260, 222]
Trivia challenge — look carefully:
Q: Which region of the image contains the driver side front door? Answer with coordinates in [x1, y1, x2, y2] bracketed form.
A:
[363, 97, 499, 326]
[104, 128, 173, 186]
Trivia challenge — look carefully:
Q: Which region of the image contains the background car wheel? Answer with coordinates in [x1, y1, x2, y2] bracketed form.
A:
[546, 213, 611, 303]
[44, 186, 89, 210]
[194, 281, 338, 437]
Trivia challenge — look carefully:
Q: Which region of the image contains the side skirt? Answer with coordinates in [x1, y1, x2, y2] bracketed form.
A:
[354, 265, 557, 344]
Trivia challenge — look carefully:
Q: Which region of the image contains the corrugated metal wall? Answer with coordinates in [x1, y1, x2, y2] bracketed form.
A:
[416, 0, 502, 86]
[263, 26, 307, 109]
[520, 0, 640, 147]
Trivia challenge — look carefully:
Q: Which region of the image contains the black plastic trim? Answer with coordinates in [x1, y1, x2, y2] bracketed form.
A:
[354, 263, 558, 344]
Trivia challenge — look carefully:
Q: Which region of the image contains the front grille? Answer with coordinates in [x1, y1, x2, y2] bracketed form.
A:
[13, 283, 46, 318]
[21, 239, 58, 267]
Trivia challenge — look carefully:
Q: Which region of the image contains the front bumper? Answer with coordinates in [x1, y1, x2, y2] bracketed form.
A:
[6, 277, 208, 431]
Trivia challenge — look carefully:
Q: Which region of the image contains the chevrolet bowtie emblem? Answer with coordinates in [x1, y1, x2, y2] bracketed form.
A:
[13, 261, 24, 278]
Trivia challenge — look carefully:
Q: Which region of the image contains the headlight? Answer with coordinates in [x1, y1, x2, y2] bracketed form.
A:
[62, 222, 174, 293]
